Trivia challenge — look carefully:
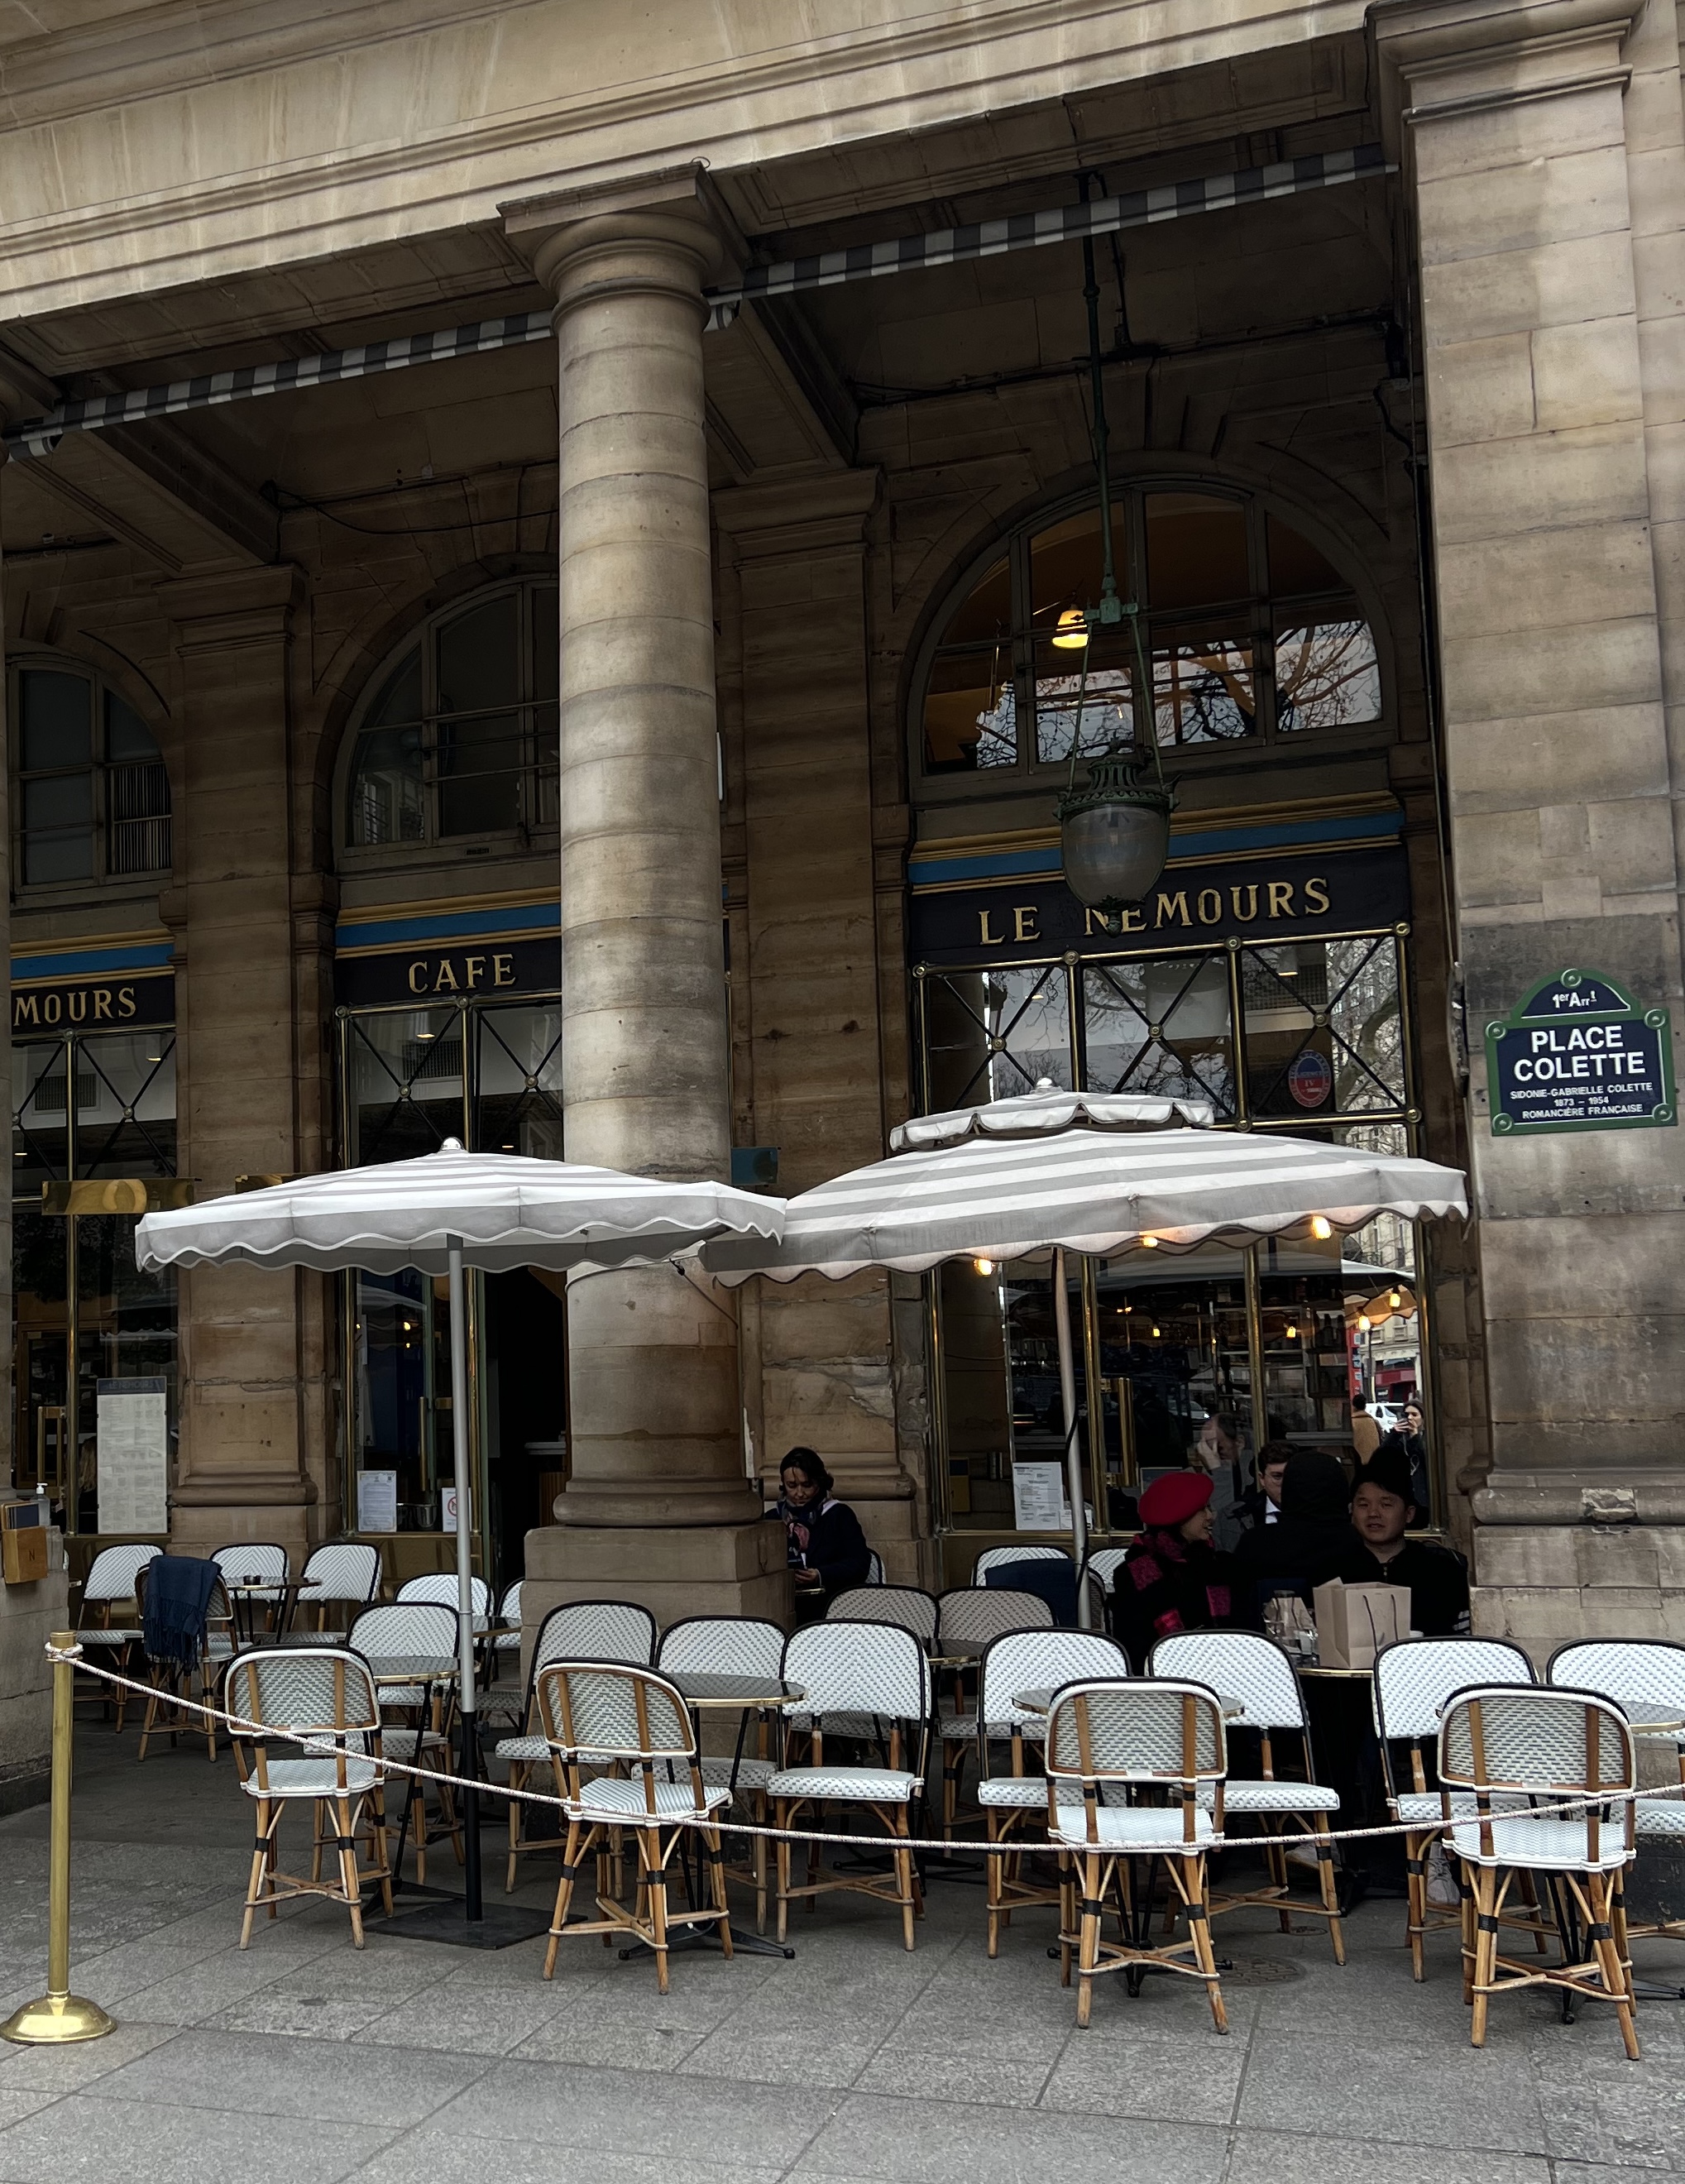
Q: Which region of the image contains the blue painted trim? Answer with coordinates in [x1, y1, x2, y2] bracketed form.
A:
[334, 900, 561, 951]
[908, 809, 1403, 889]
[12, 943, 175, 981]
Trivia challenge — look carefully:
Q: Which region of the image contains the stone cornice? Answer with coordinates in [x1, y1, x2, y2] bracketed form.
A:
[1371, 0, 1642, 126]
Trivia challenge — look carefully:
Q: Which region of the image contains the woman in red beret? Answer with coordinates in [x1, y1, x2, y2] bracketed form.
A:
[1109, 1468, 1257, 1669]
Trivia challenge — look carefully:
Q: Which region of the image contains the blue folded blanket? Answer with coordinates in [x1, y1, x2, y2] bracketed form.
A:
[142, 1556, 220, 1673]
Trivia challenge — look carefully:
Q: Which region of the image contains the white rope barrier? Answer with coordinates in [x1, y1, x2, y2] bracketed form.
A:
[52, 1642, 1685, 1861]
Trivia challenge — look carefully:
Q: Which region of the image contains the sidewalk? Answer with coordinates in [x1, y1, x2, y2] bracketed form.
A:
[0, 1724, 1678, 2182]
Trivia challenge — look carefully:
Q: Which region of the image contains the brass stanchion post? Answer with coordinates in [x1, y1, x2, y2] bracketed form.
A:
[2, 1633, 114, 2043]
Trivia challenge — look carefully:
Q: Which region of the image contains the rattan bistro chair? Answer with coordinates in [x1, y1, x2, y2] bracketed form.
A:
[537, 1662, 732, 1995]
[657, 1616, 787, 1929]
[75, 1542, 161, 1731]
[1550, 1638, 1685, 1943]
[974, 1544, 1070, 1584]
[1151, 1629, 1346, 1965]
[933, 1588, 1054, 1834]
[297, 1542, 382, 1639]
[973, 1628, 1128, 1954]
[1372, 1636, 1539, 1979]
[768, 1620, 932, 1948]
[1044, 1677, 1230, 2031]
[348, 1601, 462, 1883]
[498, 1600, 658, 1889]
[226, 1646, 393, 1948]
[826, 1585, 938, 1645]
[1438, 1684, 1640, 2055]
[397, 1572, 492, 1627]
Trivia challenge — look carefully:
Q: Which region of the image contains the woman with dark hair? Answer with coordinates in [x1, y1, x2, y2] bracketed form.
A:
[776, 1447, 871, 1613]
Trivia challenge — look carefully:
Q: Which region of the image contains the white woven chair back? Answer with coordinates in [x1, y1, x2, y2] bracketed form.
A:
[349, 1601, 458, 1660]
[397, 1573, 491, 1629]
[213, 1542, 290, 1587]
[499, 1579, 523, 1628]
[978, 1629, 1128, 1735]
[227, 1645, 381, 1740]
[1440, 1685, 1635, 1797]
[83, 1541, 161, 1603]
[537, 1663, 695, 1762]
[529, 1599, 657, 1673]
[1549, 1639, 1685, 1724]
[1046, 1677, 1225, 1788]
[1083, 1548, 1130, 1596]
[657, 1616, 785, 1679]
[300, 1542, 381, 1604]
[1151, 1629, 1305, 1731]
[936, 1588, 1053, 1649]
[826, 1585, 938, 1645]
[865, 1551, 886, 1585]
[974, 1544, 1071, 1583]
[783, 1619, 931, 1727]
[1373, 1636, 1534, 1741]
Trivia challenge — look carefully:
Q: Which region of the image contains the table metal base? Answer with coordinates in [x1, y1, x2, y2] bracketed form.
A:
[376, 1898, 551, 1949]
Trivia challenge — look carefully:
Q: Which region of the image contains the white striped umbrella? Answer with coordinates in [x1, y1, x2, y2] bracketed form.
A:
[700, 1088, 1466, 1604]
[135, 1140, 782, 1932]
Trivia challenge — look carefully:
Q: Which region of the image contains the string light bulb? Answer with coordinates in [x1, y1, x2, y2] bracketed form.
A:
[1151, 1324, 1161, 1338]
[1357, 1313, 1371, 1332]
[1285, 1322, 1298, 1340]
[1309, 1215, 1333, 1241]
[972, 1257, 996, 1277]
[1389, 1289, 1402, 1310]
[1140, 1233, 1160, 1249]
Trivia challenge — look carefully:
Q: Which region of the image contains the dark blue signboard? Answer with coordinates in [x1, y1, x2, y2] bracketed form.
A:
[1485, 969, 1675, 1135]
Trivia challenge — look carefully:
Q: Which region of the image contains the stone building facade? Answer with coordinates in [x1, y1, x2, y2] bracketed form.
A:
[0, 0, 1678, 1650]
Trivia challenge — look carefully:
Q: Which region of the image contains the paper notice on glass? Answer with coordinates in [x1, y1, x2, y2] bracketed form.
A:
[96, 1377, 169, 1535]
[357, 1470, 399, 1533]
[1011, 1461, 1070, 1533]
[441, 1487, 459, 1531]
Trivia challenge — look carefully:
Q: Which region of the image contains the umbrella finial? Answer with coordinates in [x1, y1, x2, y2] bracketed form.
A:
[1034, 1077, 1056, 1092]
[443, 1137, 464, 1152]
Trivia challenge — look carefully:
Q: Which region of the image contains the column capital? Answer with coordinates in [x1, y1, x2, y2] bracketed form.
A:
[1371, 0, 1641, 134]
[503, 163, 732, 308]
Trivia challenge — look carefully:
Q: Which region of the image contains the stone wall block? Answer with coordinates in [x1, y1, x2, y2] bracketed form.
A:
[1424, 331, 1535, 446]
[1531, 317, 1646, 430]
[1429, 422, 1650, 545]
[1423, 232, 1638, 345]
[1435, 518, 1655, 642]
[1417, 141, 1635, 267]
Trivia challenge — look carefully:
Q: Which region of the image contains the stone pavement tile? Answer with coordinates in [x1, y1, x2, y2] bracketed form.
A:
[1534, 2071, 1685, 2170]
[791, 2093, 1229, 2182]
[853, 2048, 1055, 2107]
[347, 2132, 785, 2184]
[1236, 2034, 1551, 2154]
[0, 2095, 393, 2184]
[69, 1937, 237, 2004]
[429, 2055, 826, 2167]
[350, 1979, 570, 2057]
[677, 2024, 878, 2087]
[0, 2017, 180, 2091]
[206, 1990, 393, 2040]
[116, 1943, 348, 2025]
[87, 2025, 491, 2129]
[0, 2090, 69, 2129]
[510, 2014, 710, 2072]
[1038, 2025, 1245, 2124]
[1221, 2129, 1554, 2184]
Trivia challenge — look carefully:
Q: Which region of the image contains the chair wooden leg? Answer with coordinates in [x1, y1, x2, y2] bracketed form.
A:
[1314, 1818, 1346, 1966]
[775, 1802, 792, 1945]
[1058, 1855, 1075, 1987]
[337, 1798, 366, 1948]
[241, 1799, 273, 1948]
[1183, 1856, 1228, 2034]
[894, 1808, 916, 1952]
[1516, 1866, 1549, 1955]
[1588, 1872, 1640, 2060]
[543, 1819, 585, 1979]
[310, 1799, 326, 1885]
[1075, 1852, 1101, 2028]
[1469, 1864, 1498, 2048]
[749, 1791, 768, 1936]
[1405, 1832, 1427, 1981]
[985, 1811, 1003, 1959]
[644, 1830, 670, 1995]
[1460, 1866, 1477, 2006]
[370, 1790, 395, 1918]
[707, 1821, 733, 1957]
[506, 1763, 524, 1892]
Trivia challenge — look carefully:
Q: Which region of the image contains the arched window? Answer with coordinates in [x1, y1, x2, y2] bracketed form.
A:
[915, 486, 1381, 780]
[344, 580, 558, 851]
[12, 663, 170, 886]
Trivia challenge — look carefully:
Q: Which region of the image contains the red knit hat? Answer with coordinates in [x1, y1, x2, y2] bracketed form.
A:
[1138, 1468, 1215, 1530]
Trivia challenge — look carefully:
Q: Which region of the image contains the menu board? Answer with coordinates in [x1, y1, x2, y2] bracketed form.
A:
[357, 1469, 399, 1533]
[1011, 1461, 1070, 1533]
[96, 1377, 169, 1535]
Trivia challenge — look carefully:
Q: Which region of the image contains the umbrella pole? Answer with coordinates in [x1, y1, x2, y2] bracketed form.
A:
[1052, 1249, 1091, 1626]
[447, 1238, 482, 1920]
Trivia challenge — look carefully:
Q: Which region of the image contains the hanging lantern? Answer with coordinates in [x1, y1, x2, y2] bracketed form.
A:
[1057, 740, 1175, 912]
[1051, 607, 1090, 650]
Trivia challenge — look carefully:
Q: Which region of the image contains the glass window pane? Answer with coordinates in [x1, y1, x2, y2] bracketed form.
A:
[75, 1034, 177, 1177]
[1083, 956, 1236, 1115]
[936, 1257, 1012, 1530]
[437, 594, 519, 716]
[104, 691, 160, 763]
[349, 726, 425, 846]
[938, 554, 1011, 647]
[23, 826, 93, 886]
[369, 648, 424, 727]
[1093, 1245, 1252, 1516]
[1242, 939, 1405, 1115]
[923, 967, 1070, 1110]
[531, 702, 559, 827]
[1145, 494, 1250, 614]
[13, 1040, 70, 1186]
[1032, 630, 1132, 766]
[531, 586, 558, 704]
[1255, 1229, 1351, 1448]
[354, 1269, 433, 1524]
[348, 1007, 464, 1165]
[1274, 615, 1381, 731]
[23, 773, 93, 831]
[922, 649, 1016, 772]
[1266, 513, 1346, 599]
[1028, 509, 1129, 632]
[438, 715, 522, 836]
[474, 1003, 564, 1158]
[79, 1213, 179, 1530]
[1151, 630, 1257, 745]
[14, 1206, 69, 1511]
[19, 669, 92, 770]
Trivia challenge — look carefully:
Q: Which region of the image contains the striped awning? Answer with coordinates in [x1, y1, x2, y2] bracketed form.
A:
[699, 1099, 1465, 1284]
[3, 146, 1389, 458]
[135, 1138, 782, 1277]
[702, 144, 1389, 329]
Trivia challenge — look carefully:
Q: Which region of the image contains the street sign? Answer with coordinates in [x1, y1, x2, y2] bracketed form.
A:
[1485, 968, 1675, 1135]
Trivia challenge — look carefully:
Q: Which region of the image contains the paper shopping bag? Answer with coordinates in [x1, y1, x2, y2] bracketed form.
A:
[1311, 1579, 1412, 1670]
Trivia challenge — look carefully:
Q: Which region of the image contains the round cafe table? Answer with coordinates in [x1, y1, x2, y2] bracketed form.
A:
[1012, 1687, 1247, 1720]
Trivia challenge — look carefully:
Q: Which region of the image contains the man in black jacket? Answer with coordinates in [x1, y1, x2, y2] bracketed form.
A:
[1341, 1452, 1468, 1636]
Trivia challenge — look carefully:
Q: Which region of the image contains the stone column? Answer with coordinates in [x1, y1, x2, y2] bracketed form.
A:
[507, 179, 785, 1626]
[1376, 0, 1685, 1647]
[157, 568, 321, 1561]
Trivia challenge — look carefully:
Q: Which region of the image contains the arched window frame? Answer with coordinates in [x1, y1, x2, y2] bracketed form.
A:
[908, 477, 1392, 803]
[336, 577, 559, 865]
[7, 654, 172, 893]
